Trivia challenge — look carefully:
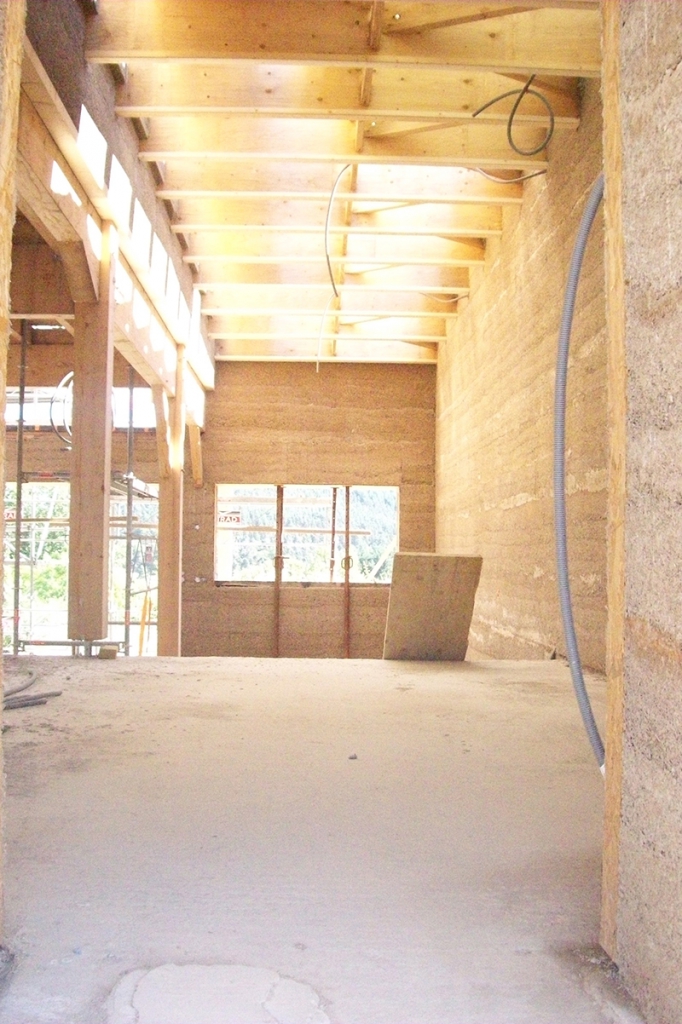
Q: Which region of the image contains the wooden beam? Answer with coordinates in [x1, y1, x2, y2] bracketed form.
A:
[187, 253, 484, 270]
[21, 38, 214, 391]
[199, 284, 468, 306]
[15, 93, 100, 301]
[157, 344, 186, 656]
[205, 308, 457, 322]
[115, 65, 579, 123]
[171, 202, 503, 238]
[157, 164, 525, 204]
[600, 0, 625, 964]
[113, 259, 177, 394]
[152, 383, 171, 479]
[68, 222, 115, 641]
[213, 338, 437, 363]
[383, 6, 534, 35]
[195, 263, 470, 292]
[210, 331, 442, 344]
[188, 422, 203, 489]
[86, 2, 600, 77]
[138, 116, 549, 170]
[0, 14, 27, 926]
[199, 282, 465, 309]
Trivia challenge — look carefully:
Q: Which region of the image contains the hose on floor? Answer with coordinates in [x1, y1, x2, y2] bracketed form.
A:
[553, 173, 606, 775]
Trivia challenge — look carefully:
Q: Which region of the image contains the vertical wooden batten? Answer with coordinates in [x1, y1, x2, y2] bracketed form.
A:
[68, 222, 116, 641]
[0, 0, 27, 941]
[600, 0, 626, 961]
[157, 344, 186, 655]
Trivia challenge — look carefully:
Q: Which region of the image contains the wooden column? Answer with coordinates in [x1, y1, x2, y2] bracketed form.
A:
[272, 485, 283, 657]
[68, 223, 116, 641]
[600, 0, 626, 961]
[0, 0, 27, 942]
[157, 344, 185, 655]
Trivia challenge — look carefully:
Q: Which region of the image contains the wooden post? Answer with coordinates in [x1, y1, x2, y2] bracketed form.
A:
[600, 0, 626, 961]
[68, 222, 116, 641]
[0, 0, 27, 943]
[273, 485, 283, 657]
[157, 343, 185, 655]
[188, 422, 203, 488]
[344, 485, 351, 658]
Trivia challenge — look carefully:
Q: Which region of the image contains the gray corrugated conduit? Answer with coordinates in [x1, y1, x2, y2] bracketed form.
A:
[553, 173, 606, 775]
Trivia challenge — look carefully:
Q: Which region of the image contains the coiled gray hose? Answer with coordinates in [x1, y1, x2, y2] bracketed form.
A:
[554, 173, 606, 774]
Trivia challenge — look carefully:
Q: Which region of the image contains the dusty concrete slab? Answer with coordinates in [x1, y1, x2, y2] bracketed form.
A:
[0, 656, 629, 1023]
[107, 963, 330, 1024]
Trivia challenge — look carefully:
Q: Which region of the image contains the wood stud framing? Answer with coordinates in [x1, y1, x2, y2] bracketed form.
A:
[85, 1, 599, 361]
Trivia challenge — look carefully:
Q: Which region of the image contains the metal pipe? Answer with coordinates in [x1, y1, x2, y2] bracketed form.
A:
[13, 322, 29, 656]
[553, 173, 605, 773]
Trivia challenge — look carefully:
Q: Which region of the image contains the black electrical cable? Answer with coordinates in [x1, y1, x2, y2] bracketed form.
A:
[475, 168, 547, 185]
[324, 163, 352, 298]
[554, 173, 606, 774]
[472, 73, 555, 157]
[317, 164, 353, 372]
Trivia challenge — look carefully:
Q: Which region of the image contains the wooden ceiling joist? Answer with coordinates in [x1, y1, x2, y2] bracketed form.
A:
[115, 65, 579, 124]
[197, 279, 469, 298]
[84, 0, 598, 362]
[86, 2, 600, 79]
[200, 285, 465, 314]
[138, 116, 549, 170]
[169, 201, 503, 237]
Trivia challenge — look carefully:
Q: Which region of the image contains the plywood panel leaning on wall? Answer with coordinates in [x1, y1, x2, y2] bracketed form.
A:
[383, 553, 482, 660]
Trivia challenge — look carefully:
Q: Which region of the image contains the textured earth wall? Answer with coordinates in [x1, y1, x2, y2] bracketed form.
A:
[436, 81, 607, 669]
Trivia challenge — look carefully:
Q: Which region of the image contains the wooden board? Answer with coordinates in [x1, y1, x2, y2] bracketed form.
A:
[383, 553, 482, 660]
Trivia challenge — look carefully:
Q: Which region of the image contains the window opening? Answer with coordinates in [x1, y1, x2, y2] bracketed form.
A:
[5, 386, 157, 431]
[214, 485, 398, 583]
[3, 480, 159, 656]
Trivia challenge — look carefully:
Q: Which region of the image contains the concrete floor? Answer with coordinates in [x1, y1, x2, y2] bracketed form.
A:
[0, 656, 638, 1023]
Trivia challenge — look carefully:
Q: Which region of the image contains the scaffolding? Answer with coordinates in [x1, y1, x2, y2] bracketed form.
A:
[4, 325, 159, 656]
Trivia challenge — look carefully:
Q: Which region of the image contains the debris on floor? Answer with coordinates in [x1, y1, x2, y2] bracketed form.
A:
[3, 669, 62, 711]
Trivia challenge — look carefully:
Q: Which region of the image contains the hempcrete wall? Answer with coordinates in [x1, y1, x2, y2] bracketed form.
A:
[616, 5, 682, 1020]
[182, 361, 436, 657]
[435, 81, 607, 669]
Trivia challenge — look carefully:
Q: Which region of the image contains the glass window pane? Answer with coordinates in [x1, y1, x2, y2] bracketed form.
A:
[215, 485, 277, 581]
[282, 485, 336, 583]
[349, 486, 399, 582]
